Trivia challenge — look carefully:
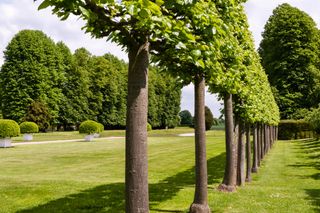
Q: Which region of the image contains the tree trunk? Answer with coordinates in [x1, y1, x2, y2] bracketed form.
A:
[245, 124, 252, 182]
[190, 75, 210, 213]
[237, 120, 246, 186]
[257, 124, 261, 167]
[218, 93, 237, 192]
[251, 124, 258, 173]
[126, 41, 149, 213]
[260, 124, 265, 160]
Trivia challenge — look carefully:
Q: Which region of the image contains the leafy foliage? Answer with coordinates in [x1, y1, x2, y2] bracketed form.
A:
[179, 110, 193, 127]
[79, 120, 102, 135]
[20, 122, 39, 134]
[259, 3, 320, 119]
[0, 30, 65, 124]
[0, 119, 20, 138]
[147, 123, 152, 132]
[23, 101, 52, 132]
[205, 106, 214, 131]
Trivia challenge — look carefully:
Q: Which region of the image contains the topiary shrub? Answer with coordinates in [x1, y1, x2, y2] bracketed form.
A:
[79, 120, 100, 135]
[97, 123, 104, 133]
[20, 122, 39, 134]
[0, 119, 20, 138]
[147, 123, 152, 132]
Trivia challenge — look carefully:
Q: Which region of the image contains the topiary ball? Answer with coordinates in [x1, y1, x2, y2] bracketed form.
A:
[20, 122, 39, 134]
[0, 119, 20, 138]
[97, 123, 104, 133]
[147, 123, 152, 132]
[79, 120, 100, 135]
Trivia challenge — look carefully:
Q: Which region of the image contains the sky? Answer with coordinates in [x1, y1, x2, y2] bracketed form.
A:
[0, 0, 319, 117]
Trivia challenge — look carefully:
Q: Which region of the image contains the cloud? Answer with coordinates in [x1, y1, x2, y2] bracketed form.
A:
[0, 0, 127, 65]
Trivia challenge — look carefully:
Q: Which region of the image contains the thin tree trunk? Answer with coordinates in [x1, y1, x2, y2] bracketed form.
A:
[126, 41, 149, 213]
[257, 124, 261, 167]
[260, 124, 265, 160]
[190, 75, 210, 213]
[218, 93, 237, 192]
[237, 120, 246, 186]
[245, 124, 252, 182]
[252, 124, 258, 173]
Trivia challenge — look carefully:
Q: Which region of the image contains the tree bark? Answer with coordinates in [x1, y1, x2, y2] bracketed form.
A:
[245, 124, 252, 182]
[126, 41, 149, 213]
[190, 75, 210, 213]
[218, 93, 237, 192]
[260, 124, 265, 160]
[251, 124, 258, 173]
[257, 124, 261, 167]
[237, 120, 246, 186]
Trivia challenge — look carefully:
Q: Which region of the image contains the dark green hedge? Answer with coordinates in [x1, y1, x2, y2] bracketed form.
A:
[278, 120, 312, 140]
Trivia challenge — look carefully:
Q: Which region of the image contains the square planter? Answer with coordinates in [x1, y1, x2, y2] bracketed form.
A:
[84, 135, 94, 142]
[0, 138, 12, 148]
[23, 134, 33, 141]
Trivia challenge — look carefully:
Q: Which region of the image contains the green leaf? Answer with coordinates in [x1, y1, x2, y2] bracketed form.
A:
[38, 0, 51, 10]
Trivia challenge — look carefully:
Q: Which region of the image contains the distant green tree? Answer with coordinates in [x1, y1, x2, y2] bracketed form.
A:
[259, 3, 320, 119]
[88, 55, 127, 129]
[148, 68, 181, 129]
[179, 110, 193, 126]
[205, 106, 214, 131]
[23, 101, 51, 132]
[0, 30, 64, 123]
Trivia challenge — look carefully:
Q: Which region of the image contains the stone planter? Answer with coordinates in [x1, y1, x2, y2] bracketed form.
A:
[23, 134, 33, 141]
[84, 135, 94, 142]
[0, 138, 12, 148]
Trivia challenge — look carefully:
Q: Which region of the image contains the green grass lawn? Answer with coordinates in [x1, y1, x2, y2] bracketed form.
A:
[0, 129, 319, 212]
[11, 127, 196, 142]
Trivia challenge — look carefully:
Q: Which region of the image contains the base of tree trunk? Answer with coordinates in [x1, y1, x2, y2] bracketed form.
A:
[189, 203, 211, 213]
[251, 167, 258, 173]
[217, 183, 236, 192]
[245, 177, 252, 182]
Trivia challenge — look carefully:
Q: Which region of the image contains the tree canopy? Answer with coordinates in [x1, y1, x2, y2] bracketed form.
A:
[259, 3, 320, 119]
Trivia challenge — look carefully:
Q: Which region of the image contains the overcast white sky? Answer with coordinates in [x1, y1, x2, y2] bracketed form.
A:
[0, 0, 319, 117]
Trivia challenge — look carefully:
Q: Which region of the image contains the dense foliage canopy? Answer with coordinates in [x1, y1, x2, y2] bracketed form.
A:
[259, 3, 320, 119]
[0, 30, 181, 130]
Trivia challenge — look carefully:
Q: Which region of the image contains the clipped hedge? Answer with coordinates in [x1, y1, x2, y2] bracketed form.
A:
[20, 122, 39, 134]
[79, 120, 102, 135]
[0, 119, 20, 138]
[278, 120, 312, 140]
[147, 123, 152, 132]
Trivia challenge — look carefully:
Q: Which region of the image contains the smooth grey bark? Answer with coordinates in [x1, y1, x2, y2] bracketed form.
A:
[237, 120, 246, 186]
[218, 93, 237, 192]
[251, 124, 258, 173]
[190, 75, 210, 213]
[245, 124, 252, 182]
[126, 41, 149, 213]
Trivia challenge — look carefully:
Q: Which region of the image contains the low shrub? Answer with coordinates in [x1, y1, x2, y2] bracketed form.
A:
[79, 120, 101, 134]
[278, 120, 311, 140]
[0, 119, 20, 138]
[20, 122, 39, 134]
[147, 123, 152, 132]
[97, 123, 104, 133]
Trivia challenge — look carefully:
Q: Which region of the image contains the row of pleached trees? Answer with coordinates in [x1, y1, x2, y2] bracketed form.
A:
[36, 0, 280, 212]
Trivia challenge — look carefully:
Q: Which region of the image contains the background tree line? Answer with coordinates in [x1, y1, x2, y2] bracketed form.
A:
[0, 30, 181, 130]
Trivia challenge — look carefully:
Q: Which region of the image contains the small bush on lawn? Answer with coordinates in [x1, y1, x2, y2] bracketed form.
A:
[0, 119, 20, 138]
[147, 123, 152, 131]
[97, 123, 104, 133]
[79, 120, 101, 135]
[20, 122, 39, 134]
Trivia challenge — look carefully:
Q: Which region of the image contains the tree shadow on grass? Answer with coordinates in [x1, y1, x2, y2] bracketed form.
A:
[18, 153, 226, 213]
[305, 189, 320, 213]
